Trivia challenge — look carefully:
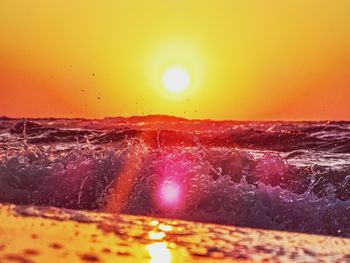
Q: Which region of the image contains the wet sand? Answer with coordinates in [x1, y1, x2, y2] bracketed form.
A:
[0, 204, 349, 262]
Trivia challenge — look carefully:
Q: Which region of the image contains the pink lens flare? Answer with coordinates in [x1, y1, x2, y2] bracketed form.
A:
[152, 151, 197, 212]
[159, 181, 181, 207]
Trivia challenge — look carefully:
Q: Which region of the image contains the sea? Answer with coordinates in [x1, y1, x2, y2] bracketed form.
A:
[0, 116, 349, 237]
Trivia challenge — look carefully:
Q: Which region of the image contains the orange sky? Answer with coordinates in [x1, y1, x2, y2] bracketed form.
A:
[1, 1, 350, 120]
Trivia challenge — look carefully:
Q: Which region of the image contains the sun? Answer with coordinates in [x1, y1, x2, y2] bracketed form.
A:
[162, 67, 190, 93]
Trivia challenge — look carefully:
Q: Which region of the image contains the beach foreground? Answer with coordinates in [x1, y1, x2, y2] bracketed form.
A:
[0, 203, 349, 262]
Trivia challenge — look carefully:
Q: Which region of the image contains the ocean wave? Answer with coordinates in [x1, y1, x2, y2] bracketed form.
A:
[0, 117, 350, 237]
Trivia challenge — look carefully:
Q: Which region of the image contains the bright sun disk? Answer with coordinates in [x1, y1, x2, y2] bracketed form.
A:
[162, 67, 190, 93]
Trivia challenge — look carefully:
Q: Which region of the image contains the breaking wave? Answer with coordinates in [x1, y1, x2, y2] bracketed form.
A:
[0, 117, 350, 237]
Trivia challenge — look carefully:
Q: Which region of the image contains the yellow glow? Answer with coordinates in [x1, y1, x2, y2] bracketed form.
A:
[162, 67, 189, 93]
[1, 2, 350, 120]
[146, 242, 172, 263]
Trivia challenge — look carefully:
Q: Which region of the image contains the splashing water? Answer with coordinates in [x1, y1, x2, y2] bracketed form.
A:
[0, 116, 350, 237]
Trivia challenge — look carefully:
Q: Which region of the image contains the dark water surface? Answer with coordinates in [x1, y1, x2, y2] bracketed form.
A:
[0, 116, 350, 237]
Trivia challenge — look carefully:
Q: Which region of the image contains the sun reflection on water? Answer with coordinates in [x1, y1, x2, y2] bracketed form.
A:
[158, 223, 173, 232]
[148, 231, 166, 240]
[149, 220, 160, 226]
[146, 242, 172, 263]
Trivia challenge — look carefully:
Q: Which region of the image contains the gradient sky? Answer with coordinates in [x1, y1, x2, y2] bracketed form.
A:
[1, 1, 350, 120]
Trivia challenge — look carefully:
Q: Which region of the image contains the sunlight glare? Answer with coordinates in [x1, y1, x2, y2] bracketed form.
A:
[162, 67, 190, 93]
[148, 231, 166, 240]
[146, 242, 172, 263]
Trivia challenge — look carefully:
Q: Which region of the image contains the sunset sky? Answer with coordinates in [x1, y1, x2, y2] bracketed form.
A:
[1, 1, 350, 120]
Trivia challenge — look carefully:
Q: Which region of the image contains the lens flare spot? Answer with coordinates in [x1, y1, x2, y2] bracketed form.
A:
[159, 182, 181, 208]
